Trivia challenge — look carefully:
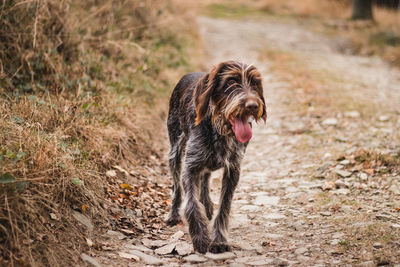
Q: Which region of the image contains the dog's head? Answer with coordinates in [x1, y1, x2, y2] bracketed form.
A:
[194, 61, 267, 143]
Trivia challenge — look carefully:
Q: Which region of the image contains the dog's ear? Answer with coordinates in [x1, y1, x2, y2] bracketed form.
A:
[260, 93, 267, 123]
[194, 74, 211, 125]
[194, 61, 239, 125]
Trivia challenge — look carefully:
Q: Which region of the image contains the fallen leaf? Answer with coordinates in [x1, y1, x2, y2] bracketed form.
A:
[121, 184, 134, 190]
[81, 205, 88, 212]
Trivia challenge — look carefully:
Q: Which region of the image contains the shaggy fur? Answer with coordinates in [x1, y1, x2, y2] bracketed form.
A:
[165, 61, 267, 254]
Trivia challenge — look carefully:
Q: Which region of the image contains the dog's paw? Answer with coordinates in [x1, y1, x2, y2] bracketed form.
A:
[164, 213, 181, 226]
[209, 242, 231, 253]
[192, 237, 210, 254]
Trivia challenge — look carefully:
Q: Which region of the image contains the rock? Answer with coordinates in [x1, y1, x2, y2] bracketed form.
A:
[183, 254, 207, 263]
[335, 188, 350, 195]
[271, 258, 289, 266]
[378, 115, 389, 122]
[81, 253, 101, 267]
[264, 213, 285, 220]
[170, 230, 185, 241]
[240, 205, 261, 212]
[330, 239, 340, 245]
[334, 180, 346, 188]
[118, 251, 140, 260]
[205, 252, 236, 260]
[391, 224, 400, 229]
[295, 247, 307, 255]
[253, 195, 280, 206]
[320, 212, 332, 216]
[335, 170, 352, 178]
[359, 173, 368, 181]
[389, 185, 400, 195]
[359, 261, 375, 267]
[322, 118, 338, 126]
[373, 242, 382, 249]
[127, 250, 163, 265]
[72, 211, 93, 231]
[175, 241, 193, 256]
[124, 244, 152, 252]
[322, 181, 335, 191]
[376, 214, 392, 221]
[106, 230, 126, 240]
[50, 213, 58, 220]
[142, 238, 169, 248]
[154, 243, 176, 255]
[248, 259, 274, 266]
[344, 111, 360, 118]
[339, 159, 350, 165]
[332, 233, 345, 239]
[106, 170, 117, 177]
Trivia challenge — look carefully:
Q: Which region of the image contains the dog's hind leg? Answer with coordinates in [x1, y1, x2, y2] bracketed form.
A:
[209, 166, 240, 253]
[165, 134, 186, 226]
[199, 171, 214, 220]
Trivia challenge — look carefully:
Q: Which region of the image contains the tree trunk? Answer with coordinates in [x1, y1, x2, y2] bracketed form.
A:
[351, 0, 373, 20]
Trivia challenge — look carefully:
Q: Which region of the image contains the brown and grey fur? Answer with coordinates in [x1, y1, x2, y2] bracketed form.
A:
[165, 61, 267, 254]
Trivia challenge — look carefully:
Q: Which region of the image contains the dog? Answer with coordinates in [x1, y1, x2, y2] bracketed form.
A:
[165, 61, 267, 254]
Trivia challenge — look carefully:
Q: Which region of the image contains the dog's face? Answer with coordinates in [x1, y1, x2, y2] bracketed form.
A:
[194, 61, 267, 143]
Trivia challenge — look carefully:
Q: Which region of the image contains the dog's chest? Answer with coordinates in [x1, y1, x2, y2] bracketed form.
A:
[210, 135, 245, 170]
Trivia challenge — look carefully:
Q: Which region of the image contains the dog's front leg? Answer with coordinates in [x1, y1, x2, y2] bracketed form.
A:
[209, 165, 240, 253]
[182, 162, 211, 254]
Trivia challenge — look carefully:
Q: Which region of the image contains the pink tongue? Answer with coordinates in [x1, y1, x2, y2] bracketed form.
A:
[231, 118, 252, 143]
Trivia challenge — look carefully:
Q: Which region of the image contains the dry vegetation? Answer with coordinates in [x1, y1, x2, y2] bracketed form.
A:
[0, 0, 198, 265]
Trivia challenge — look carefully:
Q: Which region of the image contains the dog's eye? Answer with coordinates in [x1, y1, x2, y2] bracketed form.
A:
[227, 80, 236, 86]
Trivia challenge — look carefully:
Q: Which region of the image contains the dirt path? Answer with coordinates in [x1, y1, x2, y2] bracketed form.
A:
[88, 16, 400, 267]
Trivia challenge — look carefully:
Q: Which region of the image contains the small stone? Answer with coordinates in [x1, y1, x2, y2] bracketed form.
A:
[332, 233, 345, 239]
[240, 205, 261, 212]
[373, 242, 382, 249]
[183, 254, 207, 263]
[334, 180, 346, 188]
[344, 111, 360, 118]
[339, 159, 350, 165]
[124, 244, 152, 252]
[264, 213, 285, 220]
[294, 247, 307, 255]
[106, 230, 125, 240]
[359, 173, 368, 181]
[253, 195, 280, 206]
[106, 170, 117, 177]
[322, 118, 338, 126]
[118, 251, 140, 260]
[205, 252, 236, 260]
[389, 185, 400, 195]
[81, 253, 101, 267]
[308, 198, 314, 202]
[127, 250, 163, 265]
[376, 214, 392, 221]
[50, 213, 58, 220]
[391, 224, 400, 229]
[320, 212, 332, 216]
[154, 243, 176, 255]
[142, 238, 169, 248]
[72, 211, 93, 231]
[330, 239, 340, 245]
[322, 181, 335, 191]
[323, 153, 332, 160]
[271, 258, 289, 266]
[359, 261, 375, 267]
[175, 241, 193, 256]
[378, 115, 389, 122]
[335, 188, 350, 195]
[170, 230, 185, 241]
[248, 259, 274, 266]
[335, 170, 352, 178]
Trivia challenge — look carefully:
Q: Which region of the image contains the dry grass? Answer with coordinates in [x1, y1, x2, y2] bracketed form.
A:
[0, 0, 196, 265]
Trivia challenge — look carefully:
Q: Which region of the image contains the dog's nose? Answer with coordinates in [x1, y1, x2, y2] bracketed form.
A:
[245, 101, 259, 112]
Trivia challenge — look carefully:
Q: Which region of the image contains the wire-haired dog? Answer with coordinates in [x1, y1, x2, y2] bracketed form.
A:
[165, 61, 267, 254]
